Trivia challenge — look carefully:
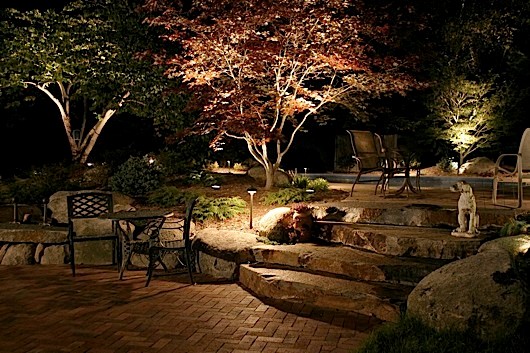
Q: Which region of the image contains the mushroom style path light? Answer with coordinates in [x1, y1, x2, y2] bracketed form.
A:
[247, 186, 257, 229]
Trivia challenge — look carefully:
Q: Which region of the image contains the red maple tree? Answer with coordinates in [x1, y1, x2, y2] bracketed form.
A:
[144, 0, 424, 188]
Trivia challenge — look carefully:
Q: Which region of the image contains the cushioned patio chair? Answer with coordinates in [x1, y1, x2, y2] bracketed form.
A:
[492, 128, 530, 208]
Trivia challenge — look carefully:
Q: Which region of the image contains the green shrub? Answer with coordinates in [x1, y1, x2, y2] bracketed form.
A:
[147, 186, 199, 208]
[436, 156, 455, 173]
[232, 162, 247, 171]
[292, 175, 310, 189]
[262, 188, 312, 206]
[355, 314, 530, 353]
[500, 219, 528, 237]
[68, 164, 111, 189]
[291, 176, 328, 192]
[109, 155, 162, 197]
[185, 170, 220, 186]
[157, 149, 203, 177]
[307, 178, 329, 192]
[7, 164, 77, 204]
[193, 196, 247, 222]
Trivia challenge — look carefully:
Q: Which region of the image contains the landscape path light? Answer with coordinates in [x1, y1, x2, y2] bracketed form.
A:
[11, 198, 18, 223]
[42, 198, 48, 225]
[247, 186, 257, 229]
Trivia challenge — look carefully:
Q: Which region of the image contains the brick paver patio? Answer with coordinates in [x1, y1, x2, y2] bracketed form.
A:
[0, 265, 382, 353]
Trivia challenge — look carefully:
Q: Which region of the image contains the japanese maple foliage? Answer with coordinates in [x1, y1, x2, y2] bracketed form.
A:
[144, 0, 424, 188]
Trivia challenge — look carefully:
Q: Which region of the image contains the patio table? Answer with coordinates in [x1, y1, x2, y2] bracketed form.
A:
[100, 209, 175, 275]
[384, 150, 421, 197]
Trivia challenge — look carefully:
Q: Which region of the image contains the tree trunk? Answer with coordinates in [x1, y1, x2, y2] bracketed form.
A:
[264, 167, 275, 189]
[31, 82, 124, 165]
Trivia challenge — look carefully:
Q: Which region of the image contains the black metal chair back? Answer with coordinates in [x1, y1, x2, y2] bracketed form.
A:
[145, 197, 198, 287]
[66, 192, 118, 276]
[118, 215, 166, 280]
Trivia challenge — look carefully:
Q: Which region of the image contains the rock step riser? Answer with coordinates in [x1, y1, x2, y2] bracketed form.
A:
[312, 206, 514, 228]
[317, 224, 485, 260]
[239, 264, 412, 322]
[252, 245, 446, 285]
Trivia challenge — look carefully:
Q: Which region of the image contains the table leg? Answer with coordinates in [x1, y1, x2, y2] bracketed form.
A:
[388, 163, 420, 197]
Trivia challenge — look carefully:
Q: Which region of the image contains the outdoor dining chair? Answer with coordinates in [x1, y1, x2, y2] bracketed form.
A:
[66, 192, 119, 276]
[145, 197, 198, 286]
[346, 130, 389, 196]
[117, 215, 166, 281]
[492, 128, 530, 208]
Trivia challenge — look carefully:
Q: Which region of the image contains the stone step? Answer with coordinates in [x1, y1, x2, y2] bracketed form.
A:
[311, 202, 514, 228]
[251, 243, 447, 285]
[239, 264, 413, 322]
[316, 223, 492, 260]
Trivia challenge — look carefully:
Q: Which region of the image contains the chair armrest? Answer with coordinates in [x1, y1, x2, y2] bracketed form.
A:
[494, 153, 521, 176]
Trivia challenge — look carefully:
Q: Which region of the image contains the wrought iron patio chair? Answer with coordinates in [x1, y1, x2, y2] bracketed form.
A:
[492, 128, 530, 208]
[346, 130, 388, 196]
[66, 192, 119, 276]
[145, 197, 198, 287]
[118, 215, 166, 281]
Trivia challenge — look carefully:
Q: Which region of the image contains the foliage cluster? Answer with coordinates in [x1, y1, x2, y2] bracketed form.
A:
[291, 176, 329, 192]
[263, 176, 329, 205]
[499, 213, 530, 237]
[143, 0, 424, 189]
[185, 170, 220, 187]
[435, 157, 456, 173]
[109, 155, 162, 197]
[146, 187, 247, 223]
[355, 314, 529, 353]
[261, 188, 312, 206]
[0, 0, 188, 164]
[146, 186, 199, 208]
[192, 196, 247, 223]
[5, 164, 80, 204]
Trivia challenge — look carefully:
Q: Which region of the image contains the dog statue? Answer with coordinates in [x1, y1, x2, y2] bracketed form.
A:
[449, 180, 479, 238]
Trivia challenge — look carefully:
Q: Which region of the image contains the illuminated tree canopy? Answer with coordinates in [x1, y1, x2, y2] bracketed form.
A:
[428, 73, 503, 168]
[0, 0, 183, 164]
[143, 0, 425, 188]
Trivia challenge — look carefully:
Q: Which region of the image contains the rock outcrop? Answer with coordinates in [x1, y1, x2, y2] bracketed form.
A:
[407, 235, 530, 340]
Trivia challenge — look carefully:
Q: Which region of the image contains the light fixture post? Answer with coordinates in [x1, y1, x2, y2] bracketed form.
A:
[247, 186, 257, 229]
[42, 198, 48, 225]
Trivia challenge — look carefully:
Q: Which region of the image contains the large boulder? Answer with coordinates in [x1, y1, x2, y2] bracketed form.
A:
[256, 207, 292, 243]
[407, 235, 530, 340]
[47, 190, 133, 225]
[257, 206, 315, 243]
[459, 157, 495, 176]
[247, 166, 291, 186]
[193, 228, 259, 279]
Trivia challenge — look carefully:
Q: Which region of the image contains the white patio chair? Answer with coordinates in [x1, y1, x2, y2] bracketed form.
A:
[492, 128, 530, 208]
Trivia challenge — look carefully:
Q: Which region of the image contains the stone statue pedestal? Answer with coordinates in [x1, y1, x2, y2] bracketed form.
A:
[451, 230, 479, 238]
